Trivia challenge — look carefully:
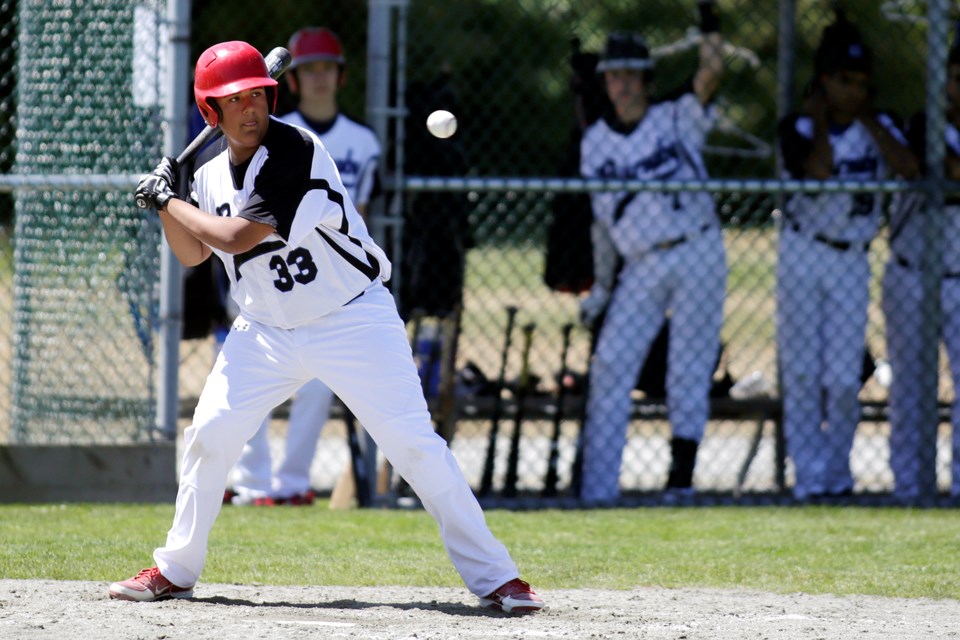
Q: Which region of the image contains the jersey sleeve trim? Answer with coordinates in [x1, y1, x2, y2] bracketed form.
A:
[315, 227, 381, 281]
[232, 240, 287, 281]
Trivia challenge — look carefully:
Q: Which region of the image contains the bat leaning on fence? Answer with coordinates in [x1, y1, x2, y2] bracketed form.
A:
[542, 322, 574, 498]
[502, 322, 536, 498]
[479, 305, 519, 497]
[343, 405, 372, 507]
[433, 305, 463, 444]
[570, 319, 600, 497]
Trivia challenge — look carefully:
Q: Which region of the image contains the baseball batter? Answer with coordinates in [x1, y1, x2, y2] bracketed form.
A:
[777, 16, 917, 501]
[109, 41, 543, 613]
[578, 2, 727, 504]
[230, 27, 383, 506]
[883, 43, 960, 502]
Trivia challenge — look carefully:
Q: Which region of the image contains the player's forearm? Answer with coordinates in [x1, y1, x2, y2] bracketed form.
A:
[161, 198, 274, 256]
[693, 1, 723, 104]
[802, 119, 834, 179]
[695, 32, 724, 102]
[861, 117, 919, 179]
[157, 202, 211, 267]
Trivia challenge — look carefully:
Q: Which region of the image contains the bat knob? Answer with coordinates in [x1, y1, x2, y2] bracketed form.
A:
[135, 195, 149, 209]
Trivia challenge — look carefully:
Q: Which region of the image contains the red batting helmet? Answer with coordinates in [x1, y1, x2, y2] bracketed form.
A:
[194, 41, 278, 126]
[288, 27, 346, 68]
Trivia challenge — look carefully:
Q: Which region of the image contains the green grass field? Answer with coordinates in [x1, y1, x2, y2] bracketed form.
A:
[3, 502, 959, 600]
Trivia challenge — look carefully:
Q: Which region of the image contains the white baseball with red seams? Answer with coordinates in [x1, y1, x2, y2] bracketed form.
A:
[426, 110, 457, 139]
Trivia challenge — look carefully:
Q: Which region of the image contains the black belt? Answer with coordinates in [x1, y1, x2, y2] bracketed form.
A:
[652, 223, 713, 251]
[789, 223, 869, 253]
[895, 253, 960, 279]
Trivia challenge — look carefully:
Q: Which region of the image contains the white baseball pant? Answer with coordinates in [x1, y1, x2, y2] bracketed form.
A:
[777, 229, 869, 499]
[154, 282, 518, 596]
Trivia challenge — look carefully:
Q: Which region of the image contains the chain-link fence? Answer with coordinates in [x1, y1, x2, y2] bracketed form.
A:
[0, 0, 956, 505]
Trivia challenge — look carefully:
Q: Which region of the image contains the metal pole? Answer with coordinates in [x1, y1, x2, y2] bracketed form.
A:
[918, 0, 949, 498]
[366, 0, 392, 258]
[775, 0, 796, 178]
[156, 0, 191, 440]
[772, 0, 796, 491]
[364, 0, 396, 505]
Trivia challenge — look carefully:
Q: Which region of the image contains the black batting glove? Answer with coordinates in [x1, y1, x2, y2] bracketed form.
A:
[135, 173, 176, 211]
[151, 156, 180, 193]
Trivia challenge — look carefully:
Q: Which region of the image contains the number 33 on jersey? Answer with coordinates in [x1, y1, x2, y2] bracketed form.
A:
[193, 117, 390, 329]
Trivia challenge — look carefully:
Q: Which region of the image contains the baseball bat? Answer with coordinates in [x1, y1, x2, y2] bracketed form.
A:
[478, 305, 519, 496]
[502, 322, 536, 498]
[135, 46, 292, 209]
[542, 322, 574, 497]
[343, 403, 372, 508]
[434, 304, 464, 444]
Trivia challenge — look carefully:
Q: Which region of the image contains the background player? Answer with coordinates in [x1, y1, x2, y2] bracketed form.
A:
[577, 0, 727, 504]
[777, 11, 917, 501]
[227, 26, 382, 506]
[882, 32, 960, 503]
[108, 40, 543, 613]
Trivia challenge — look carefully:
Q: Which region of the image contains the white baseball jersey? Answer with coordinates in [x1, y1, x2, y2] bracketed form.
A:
[780, 112, 906, 243]
[580, 92, 716, 260]
[280, 111, 380, 209]
[191, 117, 390, 329]
[888, 118, 960, 272]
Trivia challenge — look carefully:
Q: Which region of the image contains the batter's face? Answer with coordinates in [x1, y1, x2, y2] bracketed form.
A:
[215, 87, 270, 163]
[820, 69, 870, 122]
[604, 68, 647, 124]
[293, 60, 342, 103]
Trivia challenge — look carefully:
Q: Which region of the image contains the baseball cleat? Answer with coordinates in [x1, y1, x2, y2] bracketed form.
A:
[108, 566, 194, 602]
[479, 578, 544, 613]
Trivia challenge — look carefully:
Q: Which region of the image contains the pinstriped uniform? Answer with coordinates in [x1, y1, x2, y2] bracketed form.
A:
[578, 92, 728, 503]
[778, 112, 905, 499]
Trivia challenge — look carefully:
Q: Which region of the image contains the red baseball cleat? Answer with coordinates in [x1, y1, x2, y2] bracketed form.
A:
[479, 578, 544, 613]
[108, 566, 194, 602]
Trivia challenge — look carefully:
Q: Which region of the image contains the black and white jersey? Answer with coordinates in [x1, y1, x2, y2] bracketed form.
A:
[780, 112, 907, 244]
[580, 92, 717, 260]
[280, 111, 380, 209]
[191, 117, 391, 329]
[888, 113, 960, 273]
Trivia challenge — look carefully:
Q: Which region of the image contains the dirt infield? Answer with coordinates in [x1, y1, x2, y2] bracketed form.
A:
[2, 580, 958, 639]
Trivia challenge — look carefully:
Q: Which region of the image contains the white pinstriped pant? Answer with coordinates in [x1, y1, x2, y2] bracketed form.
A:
[580, 229, 727, 503]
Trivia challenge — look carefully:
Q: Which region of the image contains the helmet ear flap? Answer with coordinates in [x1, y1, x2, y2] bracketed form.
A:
[266, 86, 277, 114]
[200, 97, 223, 127]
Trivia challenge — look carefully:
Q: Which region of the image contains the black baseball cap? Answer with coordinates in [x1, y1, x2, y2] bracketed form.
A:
[596, 32, 654, 72]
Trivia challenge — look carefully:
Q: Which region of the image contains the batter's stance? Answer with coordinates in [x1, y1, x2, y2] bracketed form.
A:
[578, 0, 727, 504]
[109, 41, 543, 613]
[777, 14, 917, 500]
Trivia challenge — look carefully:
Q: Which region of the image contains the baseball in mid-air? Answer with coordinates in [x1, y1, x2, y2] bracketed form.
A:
[426, 110, 457, 139]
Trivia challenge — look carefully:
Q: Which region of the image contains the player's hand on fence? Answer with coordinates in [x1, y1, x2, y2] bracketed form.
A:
[135, 173, 175, 211]
[578, 284, 610, 326]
